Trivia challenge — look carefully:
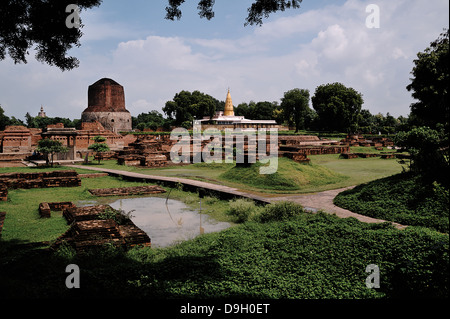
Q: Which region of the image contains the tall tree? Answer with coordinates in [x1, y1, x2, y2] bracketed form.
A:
[0, 0, 102, 71]
[311, 82, 363, 132]
[280, 88, 311, 133]
[407, 29, 449, 131]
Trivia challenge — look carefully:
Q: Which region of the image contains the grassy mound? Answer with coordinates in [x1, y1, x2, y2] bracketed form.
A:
[219, 157, 348, 192]
[334, 172, 449, 233]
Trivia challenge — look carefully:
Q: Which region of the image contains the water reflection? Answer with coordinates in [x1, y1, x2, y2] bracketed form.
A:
[77, 197, 230, 248]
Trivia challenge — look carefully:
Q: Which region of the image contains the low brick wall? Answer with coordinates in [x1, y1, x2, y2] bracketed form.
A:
[0, 170, 81, 189]
[39, 201, 76, 218]
[88, 185, 166, 197]
[0, 185, 7, 201]
[78, 173, 109, 178]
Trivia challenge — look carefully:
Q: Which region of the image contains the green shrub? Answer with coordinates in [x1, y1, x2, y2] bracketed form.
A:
[228, 198, 260, 223]
[258, 201, 306, 223]
[98, 207, 135, 225]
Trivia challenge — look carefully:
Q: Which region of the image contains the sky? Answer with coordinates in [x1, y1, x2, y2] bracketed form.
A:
[0, 0, 448, 121]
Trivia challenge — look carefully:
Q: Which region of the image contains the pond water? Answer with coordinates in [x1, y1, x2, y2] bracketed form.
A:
[76, 196, 231, 248]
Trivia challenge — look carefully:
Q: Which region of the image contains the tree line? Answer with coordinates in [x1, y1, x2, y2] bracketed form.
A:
[130, 83, 412, 134]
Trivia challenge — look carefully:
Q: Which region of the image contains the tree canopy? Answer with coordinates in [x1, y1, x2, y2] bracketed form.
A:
[165, 0, 302, 26]
[280, 88, 312, 133]
[311, 83, 364, 133]
[36, 138, 68, 166]
[163, 90, 218, 128]
[0, 0, 102, 71]
[407, 29, 449, 132]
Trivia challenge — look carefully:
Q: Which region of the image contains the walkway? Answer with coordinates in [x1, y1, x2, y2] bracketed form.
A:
[68, 165, 407, 230]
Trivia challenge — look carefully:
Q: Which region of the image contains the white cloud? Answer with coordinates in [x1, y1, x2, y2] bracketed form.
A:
[0, 0, 448, 121]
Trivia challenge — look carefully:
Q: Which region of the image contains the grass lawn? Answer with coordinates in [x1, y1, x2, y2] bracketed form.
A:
[82, 146, 405, 194]
[0, 174, 233, 244]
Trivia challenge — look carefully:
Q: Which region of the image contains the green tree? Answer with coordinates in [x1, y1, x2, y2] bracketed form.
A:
[311, 82, 364, 132]
[407, 29, 449, 132]
[0, 0, 102, 71]
[0, 105, 10, 130]
[280, 88, 311, 133]
[165, 0, 302, 26]
[88, 136, 110, 164]
[36, 138, 68, 167]
[132, 110, 166, 131]
[394, 126, 448, 184]
[163, 90, 217, 127]
[0, 105, 25, 130]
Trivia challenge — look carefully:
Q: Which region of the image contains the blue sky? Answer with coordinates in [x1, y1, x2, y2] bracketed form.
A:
[0, 0, 448, 121]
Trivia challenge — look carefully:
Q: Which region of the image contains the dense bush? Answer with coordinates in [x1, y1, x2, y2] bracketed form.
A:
[334, 172, 449, 233]
[258, 201, 305, 223]
[228, 198, 261, 223]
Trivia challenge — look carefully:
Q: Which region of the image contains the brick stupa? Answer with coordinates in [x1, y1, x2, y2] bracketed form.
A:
[81, 78, 132, 133]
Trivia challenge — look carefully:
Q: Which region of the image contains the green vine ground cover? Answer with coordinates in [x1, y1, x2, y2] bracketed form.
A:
[1, 207, 448, 299]
[334, 172, 449, 233]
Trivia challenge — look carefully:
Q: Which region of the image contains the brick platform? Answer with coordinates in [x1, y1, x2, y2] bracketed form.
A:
[53, 204, 151, 252]
[88, 185, 166, 197]
[0, 170, 81, 189]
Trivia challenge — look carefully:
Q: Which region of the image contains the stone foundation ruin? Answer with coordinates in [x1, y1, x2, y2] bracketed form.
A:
[52, 204, 151, 252]
[88, 185, 166, 197]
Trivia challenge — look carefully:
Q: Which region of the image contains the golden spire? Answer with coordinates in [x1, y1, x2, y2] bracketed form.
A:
[224, 88, 234, 116]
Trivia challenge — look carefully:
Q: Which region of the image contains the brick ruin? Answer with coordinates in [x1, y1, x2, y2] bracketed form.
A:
[340, 134, 394, 148]
[0, 170, 81, 190]
[0, 170, 81, 202]
[52, 204, 151, 252]
[88, 185, 166, 197]
[39, 201, 76, 218]
[0, 121, 131, 165]
[81, 78, 132, 133]
[113, 134, 358, 166]
[116, 135, 174, 167]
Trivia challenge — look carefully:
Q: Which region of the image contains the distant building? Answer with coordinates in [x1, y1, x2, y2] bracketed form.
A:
[198, 89, 280, 130]
[37, 106, 46, 118]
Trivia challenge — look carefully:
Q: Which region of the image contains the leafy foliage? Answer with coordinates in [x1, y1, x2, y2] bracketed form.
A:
[312, 82, 364, 132]
[99, 207, 135, 225]
[164, 0, 302, 26]
[334, 172, 449, 233]
[407, 29, 449, 131]
[0, 0, 102, 70]
[163, 90, 219, 127]
[88, 136, 110, 164]
[394, 126, 449, 184]
[2, 208, 448, 299]
[280, 88, 313, 132]
[36, 138, 68, 166]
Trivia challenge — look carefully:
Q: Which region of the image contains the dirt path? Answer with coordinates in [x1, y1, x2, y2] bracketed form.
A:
[69, 165, 407, 229]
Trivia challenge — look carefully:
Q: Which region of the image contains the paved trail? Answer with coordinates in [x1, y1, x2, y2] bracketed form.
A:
[69, 165, 406, 229]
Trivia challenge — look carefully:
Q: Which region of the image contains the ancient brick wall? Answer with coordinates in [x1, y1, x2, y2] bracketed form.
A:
[0, 170, 81, 189]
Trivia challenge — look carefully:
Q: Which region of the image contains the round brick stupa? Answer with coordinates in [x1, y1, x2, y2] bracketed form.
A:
[81, 78, 132, 133]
